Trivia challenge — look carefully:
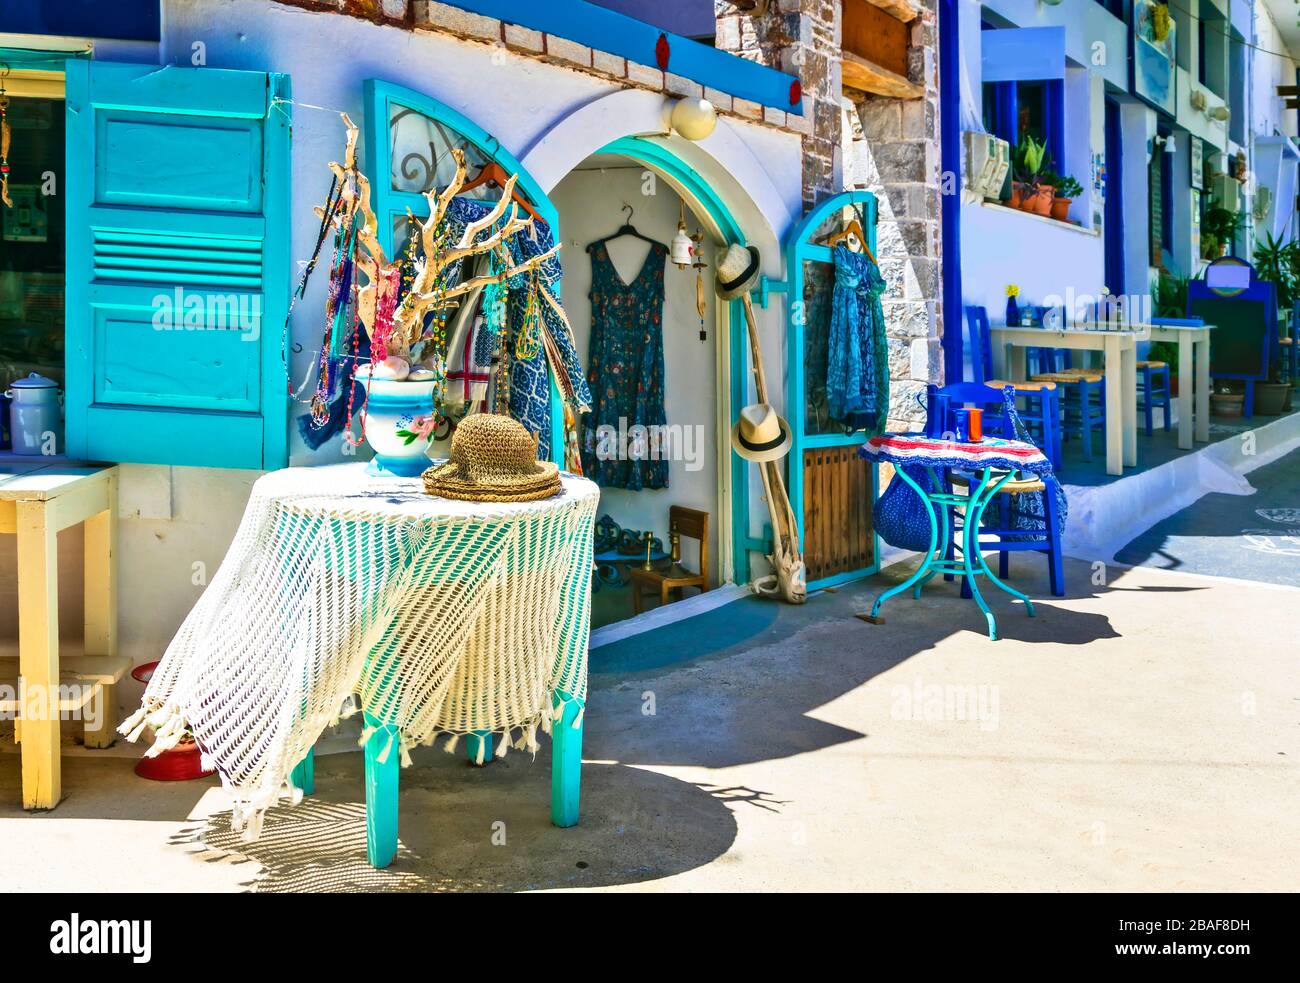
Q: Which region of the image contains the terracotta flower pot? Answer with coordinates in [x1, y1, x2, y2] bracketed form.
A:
[1050, 196, 1072, 221]
[1031, 185, 1055, 216]
[1008, 182, 1026, 209]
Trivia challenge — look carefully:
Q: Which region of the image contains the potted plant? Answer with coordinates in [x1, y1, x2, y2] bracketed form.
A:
[1048, 173, 1083, 222]
[1202, 205, 1244, 257]
[1150, 270, 1191, 395]
[1011, 136, 1053, 215]
[1251, 231, 1298, 413]
[1210, 380, 1245, 417]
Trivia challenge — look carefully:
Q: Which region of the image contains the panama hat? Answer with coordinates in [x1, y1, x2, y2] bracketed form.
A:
[730, 402, 792, 462]
[715, 242, 761, 301]
[422, 414, 561, 502]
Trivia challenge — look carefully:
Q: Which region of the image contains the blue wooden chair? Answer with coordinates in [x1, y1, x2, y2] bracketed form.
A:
[1029, 351, 1106, 463]
[964, 306, 1062, 466]
[927, 386, 1066, 598]
[1136, 359, 1172, 435]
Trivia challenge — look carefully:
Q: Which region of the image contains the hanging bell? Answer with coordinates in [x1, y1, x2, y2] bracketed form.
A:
[671, 221, 695, 269]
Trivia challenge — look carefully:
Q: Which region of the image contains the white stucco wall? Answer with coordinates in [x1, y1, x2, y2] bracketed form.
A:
[959, 0, 1121, 324]
[0, 0, 804, 683]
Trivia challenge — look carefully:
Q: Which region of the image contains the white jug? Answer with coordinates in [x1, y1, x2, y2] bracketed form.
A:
[4, 372, 63, 456]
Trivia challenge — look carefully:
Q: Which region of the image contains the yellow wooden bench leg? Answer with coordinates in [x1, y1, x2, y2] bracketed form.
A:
[17, 499, 61, 810]
[82, 483, 118, 749]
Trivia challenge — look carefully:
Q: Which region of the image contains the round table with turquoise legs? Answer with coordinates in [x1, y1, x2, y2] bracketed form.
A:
[868, 465, 1036, 641]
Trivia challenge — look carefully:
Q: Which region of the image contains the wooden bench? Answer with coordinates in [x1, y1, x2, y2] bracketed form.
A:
[0, 461, 119, 809]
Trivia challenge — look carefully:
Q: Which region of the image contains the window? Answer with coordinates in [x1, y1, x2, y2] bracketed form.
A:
[0, 97, 65, 398]
[1091, 0, 1126, 19]
[982, 79, 1065, 172]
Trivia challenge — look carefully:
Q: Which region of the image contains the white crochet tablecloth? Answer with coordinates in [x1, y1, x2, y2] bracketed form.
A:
[121, 463, 599, 838]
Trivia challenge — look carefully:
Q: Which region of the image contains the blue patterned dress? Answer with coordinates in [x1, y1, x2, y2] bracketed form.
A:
[826, 244, 889, 434]
[580, 242, 669, 489]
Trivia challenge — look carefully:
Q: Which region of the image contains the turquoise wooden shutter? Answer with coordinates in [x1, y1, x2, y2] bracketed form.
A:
[64, 61, 291, 469]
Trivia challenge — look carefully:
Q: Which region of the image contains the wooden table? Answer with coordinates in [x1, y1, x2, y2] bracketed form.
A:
[990, 326, 1138, 476]
[0, 460, 124, 809]
[1137, 321, 1215, 450]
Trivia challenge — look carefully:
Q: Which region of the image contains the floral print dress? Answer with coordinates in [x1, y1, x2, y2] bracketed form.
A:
[581, 241, 670, 489]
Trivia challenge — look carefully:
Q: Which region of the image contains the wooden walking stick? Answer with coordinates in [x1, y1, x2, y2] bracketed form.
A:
[736, 283, 807, 605]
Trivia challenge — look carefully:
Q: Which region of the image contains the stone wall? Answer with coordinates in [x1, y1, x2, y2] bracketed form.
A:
[715, 0, 840, 210]
[842, 0, 943, 430]
[717, 0, 944, 429]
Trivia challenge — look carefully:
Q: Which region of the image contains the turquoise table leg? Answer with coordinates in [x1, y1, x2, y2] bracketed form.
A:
[364, 713, 400, 868]
[467, 730, 494, 766]
[869, 466, 940, 622]
[963, 468, 1035, 641]
[551, 690, 583, 828]
[289, 746, 315, 796]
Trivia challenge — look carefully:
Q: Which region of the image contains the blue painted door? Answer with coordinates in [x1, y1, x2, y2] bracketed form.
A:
[64, 61, 291, 469]
[785, 191, 881, 590]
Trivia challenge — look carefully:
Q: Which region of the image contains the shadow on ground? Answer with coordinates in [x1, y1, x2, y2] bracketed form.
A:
[173, 750, 738, 892]
[584, 554, 1161, 771]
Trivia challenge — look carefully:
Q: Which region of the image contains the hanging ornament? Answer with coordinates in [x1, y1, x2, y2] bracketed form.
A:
[670, 200, 694, 268]
[692, 232, 708, 342]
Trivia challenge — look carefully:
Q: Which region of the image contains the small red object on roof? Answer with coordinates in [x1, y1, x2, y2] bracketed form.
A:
[790, 79, 803, 105]
[655, 33, 670, 70]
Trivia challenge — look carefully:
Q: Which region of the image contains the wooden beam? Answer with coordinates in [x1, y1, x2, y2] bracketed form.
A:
[842, 52, 925, 100]
[1277, 85, 1300, 96]
[864, 0, 919, 23]
[843, 0, 910, 78]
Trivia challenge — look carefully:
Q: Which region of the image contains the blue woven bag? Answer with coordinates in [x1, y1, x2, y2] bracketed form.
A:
[875, 463, 944, 552]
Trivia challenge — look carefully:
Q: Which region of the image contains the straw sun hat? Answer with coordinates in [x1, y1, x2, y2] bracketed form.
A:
[714, 242, 761, 301]
[422, 414, 561, 502]
[730, 402, 791, 462]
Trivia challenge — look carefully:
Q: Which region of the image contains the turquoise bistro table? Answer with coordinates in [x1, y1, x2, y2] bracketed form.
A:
[859, 434, 1053, 640]
[123, 464, 599, 868]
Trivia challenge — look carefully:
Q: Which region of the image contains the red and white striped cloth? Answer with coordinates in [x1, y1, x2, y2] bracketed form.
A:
[859, 433, 1051, 473]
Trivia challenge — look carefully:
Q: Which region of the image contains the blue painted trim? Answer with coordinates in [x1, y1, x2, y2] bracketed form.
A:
[981, 26, 1066, 83]
[1044, 78, 1065, 170]
[364, 79, 566, 466]
[940, 0, 963, 385]
[437, 1, 801, 113]
[0, 1, 160, 42]
[782, 190, 880, 591]
[598, 135, 752, 584]
[1103, 96, 1125, 295]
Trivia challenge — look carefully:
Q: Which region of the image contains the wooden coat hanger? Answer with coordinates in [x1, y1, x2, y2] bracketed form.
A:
[821, 217, 877, 264]
[587, 203, 667, 252]
[460, 160, 542, 222]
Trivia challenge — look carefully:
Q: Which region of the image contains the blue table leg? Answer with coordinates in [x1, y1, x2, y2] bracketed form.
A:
[289, 746, 315, 796]
[467, 730, 494, 766]
[364, 713, 400, 868]
[551, 690, 583, 828]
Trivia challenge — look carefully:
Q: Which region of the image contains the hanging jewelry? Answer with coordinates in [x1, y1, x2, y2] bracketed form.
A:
[514, 270, 542, 361]
[0, 69, 11, 208]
